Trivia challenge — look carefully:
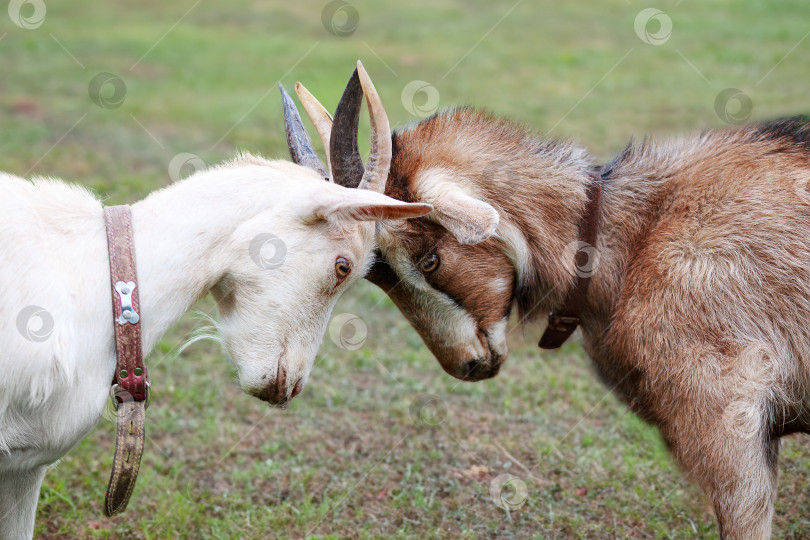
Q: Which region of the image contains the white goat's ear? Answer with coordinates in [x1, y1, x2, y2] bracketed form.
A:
[312, 188, 433, 222]
[417, 171, 499, 245]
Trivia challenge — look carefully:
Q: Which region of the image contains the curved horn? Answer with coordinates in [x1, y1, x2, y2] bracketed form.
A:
[329, 68, 365, 188]
[355, 61, 391, 193]
[279, 84, 329, 181]
[294, 82, 333, 177]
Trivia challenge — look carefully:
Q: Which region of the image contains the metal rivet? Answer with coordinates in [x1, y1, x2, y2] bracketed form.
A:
[134, 368, 142, 376]
[120, 369, 128, 378]
[121, 287, 130, 295]
[122, 309, 132, 320]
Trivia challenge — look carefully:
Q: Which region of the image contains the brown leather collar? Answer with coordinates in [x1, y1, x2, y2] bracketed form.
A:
[103, 205, 149, 516]
[538, 170, 603, 349]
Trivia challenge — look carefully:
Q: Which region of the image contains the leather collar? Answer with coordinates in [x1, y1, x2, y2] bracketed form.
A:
[538, 170, 603, 349]
[103, 205, 149, 516]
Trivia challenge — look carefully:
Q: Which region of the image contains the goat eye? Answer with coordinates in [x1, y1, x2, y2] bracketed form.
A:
[335, 257, 352, 281]
[420, 253, 440, 273]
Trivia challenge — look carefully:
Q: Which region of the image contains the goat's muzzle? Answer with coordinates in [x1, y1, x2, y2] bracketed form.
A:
[249, 364, 304, 408]
[458, 355, 503, 381]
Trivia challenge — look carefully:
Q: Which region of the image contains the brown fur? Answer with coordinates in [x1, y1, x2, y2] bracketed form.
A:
[371, 110, 810, 538]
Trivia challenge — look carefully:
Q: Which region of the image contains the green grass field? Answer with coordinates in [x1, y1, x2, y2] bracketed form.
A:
[3, 0, 810, 537]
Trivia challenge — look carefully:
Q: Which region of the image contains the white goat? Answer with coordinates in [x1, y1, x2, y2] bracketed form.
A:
[0, 146, 430, 538]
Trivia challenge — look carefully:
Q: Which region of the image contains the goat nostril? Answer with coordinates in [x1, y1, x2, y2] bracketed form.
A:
[464, 359, 481, 378]
[290, 378, 303, 399]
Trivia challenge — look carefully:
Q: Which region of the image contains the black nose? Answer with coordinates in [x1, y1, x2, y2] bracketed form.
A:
[464, 359, 482, 378]
[462, 359, 500, 381]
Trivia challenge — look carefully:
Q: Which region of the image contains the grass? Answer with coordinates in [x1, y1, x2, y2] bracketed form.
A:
[1, 0, 808, 537]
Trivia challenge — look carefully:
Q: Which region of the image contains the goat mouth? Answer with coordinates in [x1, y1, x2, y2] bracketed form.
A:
[473, 329, 507, 369]
[251, 363, 303, 407]
[459, 360, 501, 381]
[458, 341, 505, 382]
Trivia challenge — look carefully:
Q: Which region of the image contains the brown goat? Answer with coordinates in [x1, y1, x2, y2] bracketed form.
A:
[283, 70, 810, 538]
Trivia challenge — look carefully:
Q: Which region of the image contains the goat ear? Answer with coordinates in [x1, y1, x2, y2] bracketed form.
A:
[417, 171, 499, 245]
[313, 188, 433, 222]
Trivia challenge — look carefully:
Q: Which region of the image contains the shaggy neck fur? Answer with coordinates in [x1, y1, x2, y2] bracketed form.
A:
[132, 164, 285, 353]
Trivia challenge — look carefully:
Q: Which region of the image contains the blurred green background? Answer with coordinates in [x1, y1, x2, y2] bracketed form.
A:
[3, 0, 809, 538]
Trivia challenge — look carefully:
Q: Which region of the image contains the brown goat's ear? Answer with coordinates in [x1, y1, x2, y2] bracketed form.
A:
[416, 170, 499, 245]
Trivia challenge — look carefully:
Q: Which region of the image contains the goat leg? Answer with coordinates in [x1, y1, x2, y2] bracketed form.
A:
[0, 466, 46, 540]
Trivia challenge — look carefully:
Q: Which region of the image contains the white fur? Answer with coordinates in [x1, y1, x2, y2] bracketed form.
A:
[0, 156, 428, 539]
[494, 219, 532, 288]
[486, 317, 509, 360]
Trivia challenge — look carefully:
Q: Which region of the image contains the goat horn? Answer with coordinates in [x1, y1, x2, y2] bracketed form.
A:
[279, 83, 330, 181]
[329, 67, 365, 188]
[355, 61, 391, 193]
[294, 82, 334, 178]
